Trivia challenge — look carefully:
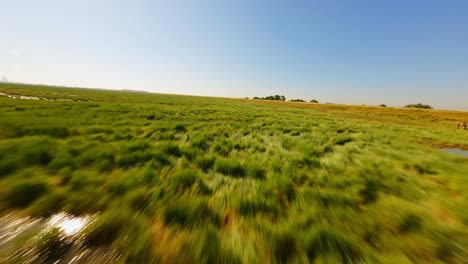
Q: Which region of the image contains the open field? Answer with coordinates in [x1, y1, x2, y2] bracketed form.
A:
[0, 83, 468, 263]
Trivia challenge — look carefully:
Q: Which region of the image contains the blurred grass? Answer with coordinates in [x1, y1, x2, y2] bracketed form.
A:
[0, 83, 468, 263]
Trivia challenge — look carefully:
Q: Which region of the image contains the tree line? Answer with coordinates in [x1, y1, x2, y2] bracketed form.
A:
[252, 95, 286, 101]
[252, 95, 320, 103]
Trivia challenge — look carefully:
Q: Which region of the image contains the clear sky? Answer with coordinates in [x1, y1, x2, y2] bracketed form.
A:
[1, 0, 468, 110]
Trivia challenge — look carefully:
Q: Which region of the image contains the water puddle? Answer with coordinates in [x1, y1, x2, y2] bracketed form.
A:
[47, 213, 91, 236]
[0, 92, 40, 100]
[440, 148, 468, 157]
[0, 213, 121, 264]
[0, 92, 74, 102]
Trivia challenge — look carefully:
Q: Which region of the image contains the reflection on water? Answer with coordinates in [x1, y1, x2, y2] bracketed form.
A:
[47, 213, 91, 236]
[440, 148, 468, 157]
[0, 92, 40, 100]
[0, 92, 72, 101]
[0, 213, 121, 264]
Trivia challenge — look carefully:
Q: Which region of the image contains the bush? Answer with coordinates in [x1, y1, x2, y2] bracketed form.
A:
[335, 136, 353, 146]
[194, 155, 216, 171]
[238, 191, 281, 216]
[174, 124, 187, 132]
[192, 227, 221, 263]
[310, 99, 319, 103]
[305, 227, 362, 263]
[159, 142, 181, 157]
[36, 227, 71, 262]
[170, 170, 197, 189]
[22, 140, 54, 165]
[247, 164, 266, 180]
[164, 199, 220, 228]
[254, 95, 286, 101]
[16, 126, 69, 138]
[359, 177, 379, 204]
[214, 158, 246, 178]
[272, 232, 297, 263]
[84, 210, 130, 246]
[116, 150, 155, 168]
[399, 213, 422, 233]
[213, 141, 233, 156]
[405, 103, 433, 109]
[0, 159, 17, 177]
[169, 170, 211, 195]
[29, 192, 66, 216]
[6, 181, 49, 207]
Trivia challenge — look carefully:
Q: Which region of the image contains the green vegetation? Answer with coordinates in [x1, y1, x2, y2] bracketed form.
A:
[253, 95, 286, 101]
[405, 103, 433, 109]
[1, 83, 468, 263]
[290, 99, 306, 102]
[310, 99, 319, 103]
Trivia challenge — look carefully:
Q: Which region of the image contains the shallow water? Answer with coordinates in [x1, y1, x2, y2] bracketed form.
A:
[0, 213, 120, 264]
[440, 148, 468, 157]
[0, 92, 72, 101]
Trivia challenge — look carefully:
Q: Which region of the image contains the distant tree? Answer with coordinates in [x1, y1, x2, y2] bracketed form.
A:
[310, 99, 319, 103]
[379, 104, 386, 107]
[405, 103, 433, 109]
[253, 95, 286, 101]
[244, 97, 249, 99]
[290, 99, 306, 102]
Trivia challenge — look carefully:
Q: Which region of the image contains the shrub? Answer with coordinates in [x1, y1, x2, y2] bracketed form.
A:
[247, 164, 266, 180]
[305, 227, 362, 263]
[174, 124, 187, 132]
[335, 136, 353, 146]
[164, 199, 220, 228]
[253, 95, 286, 101]
[170, 170, 197, 189]
[159, 142, 181, 157]
[194, 155, 216, 171]
[22, 140, 54, 165]
[49, 152, 76, 171]
[213, 141, 233, 156]
[141, 168, 157, 184]
[17, 126, 69, 138]
[0, 159, 17, 177]
[6, 181, 49, 207]
[168, 170, 211, 195]
[36, 227, 71, 262]
[192, 227, 221, 263]
[238, 192, 281, 216]
[214, 158, 246, 178]
[310, 99, 319, 103]
[405, 103, 433, 109]
[359, 177, 379, 204]
[399, 213, 422, 233]
[29, 192, 66, 217]
[116, 150, 155, 168]
[84, 210, 130, 246]
[273, 232, 297, 263]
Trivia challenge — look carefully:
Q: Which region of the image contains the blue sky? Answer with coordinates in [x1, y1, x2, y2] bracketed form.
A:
[1, 0, 468, 109]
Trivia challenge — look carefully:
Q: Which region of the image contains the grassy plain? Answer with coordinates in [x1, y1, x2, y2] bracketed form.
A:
[0, 83, 468, 263]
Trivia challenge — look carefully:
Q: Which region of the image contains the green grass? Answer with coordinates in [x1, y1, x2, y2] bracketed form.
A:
[1, 83, 468, 263]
